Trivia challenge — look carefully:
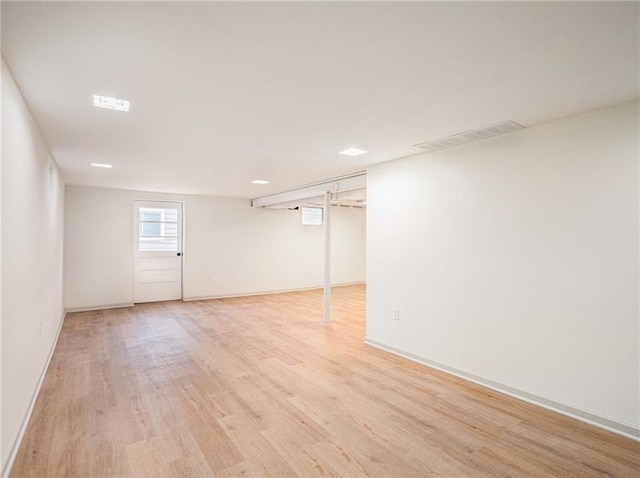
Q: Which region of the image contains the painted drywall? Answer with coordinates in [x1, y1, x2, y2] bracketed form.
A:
[64, 187, 365, 310]
[366, 101, 639, 436]
[1, 60, 66, 472]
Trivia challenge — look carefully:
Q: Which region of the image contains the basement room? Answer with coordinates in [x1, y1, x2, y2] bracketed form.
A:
[1, 1, 639, 476]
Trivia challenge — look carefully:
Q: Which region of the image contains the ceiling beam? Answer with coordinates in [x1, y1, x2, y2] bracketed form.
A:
[251, 172, 366, 208]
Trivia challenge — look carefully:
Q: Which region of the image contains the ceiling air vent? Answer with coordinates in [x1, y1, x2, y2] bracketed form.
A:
[413, 120, 524, 152]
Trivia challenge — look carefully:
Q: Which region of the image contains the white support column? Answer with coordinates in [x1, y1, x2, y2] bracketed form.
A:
[323, 192, 331, 323]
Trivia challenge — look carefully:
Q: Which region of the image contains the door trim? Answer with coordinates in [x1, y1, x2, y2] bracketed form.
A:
[132, 200, 184, 303]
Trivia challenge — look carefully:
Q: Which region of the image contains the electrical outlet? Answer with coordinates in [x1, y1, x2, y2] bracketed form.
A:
[38, 321, 43, 336]
[393, 307, 400, 321]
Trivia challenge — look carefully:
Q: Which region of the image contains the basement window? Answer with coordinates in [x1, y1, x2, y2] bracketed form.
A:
[302, 207, 323, 226]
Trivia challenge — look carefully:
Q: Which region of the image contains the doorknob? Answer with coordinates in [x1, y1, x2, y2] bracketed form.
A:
[177, 252, 182, 256]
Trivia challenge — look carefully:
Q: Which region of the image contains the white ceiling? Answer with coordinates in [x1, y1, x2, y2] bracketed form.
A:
[2, 1, 638, 199]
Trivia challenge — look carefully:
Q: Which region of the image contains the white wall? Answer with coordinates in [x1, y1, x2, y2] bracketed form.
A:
[64, 187, 366, 310]
[366, 101, 639, 438]
[1, 60, 66, 472]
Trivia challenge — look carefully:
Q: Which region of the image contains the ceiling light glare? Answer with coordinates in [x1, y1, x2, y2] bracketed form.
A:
[252, 179, 270, 185]
[91, 162, 113, 168]
[93, 95, 130, 112]
[340, 147, 367, 156]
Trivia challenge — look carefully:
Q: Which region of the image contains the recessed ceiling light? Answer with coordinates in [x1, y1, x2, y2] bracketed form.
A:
[93, 95, 130, 112]
[252, 179, 270, 185]
[91, 162, 112, 168]
[340, 147, 367, 156]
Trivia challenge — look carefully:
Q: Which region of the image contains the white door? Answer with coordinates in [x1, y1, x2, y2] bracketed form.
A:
[133, 200, 183, 303]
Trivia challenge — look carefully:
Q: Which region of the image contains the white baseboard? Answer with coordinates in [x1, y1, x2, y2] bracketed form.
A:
[364, 338, 639, 442]
[65, 302, 134, 313]
[2, 310, 67, 478]
[183, 281, 365, 302]
[65, 283, 367, 308]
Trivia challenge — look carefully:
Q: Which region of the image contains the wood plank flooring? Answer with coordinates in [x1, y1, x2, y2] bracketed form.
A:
[11, 285, 640, 477]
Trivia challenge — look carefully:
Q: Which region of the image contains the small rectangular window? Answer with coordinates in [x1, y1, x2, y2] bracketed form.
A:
[138, 207, 179, 251]
[302, 207, 323, 226]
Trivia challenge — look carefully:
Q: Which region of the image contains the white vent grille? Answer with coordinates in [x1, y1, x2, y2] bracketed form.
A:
[413, 120, 524, 152]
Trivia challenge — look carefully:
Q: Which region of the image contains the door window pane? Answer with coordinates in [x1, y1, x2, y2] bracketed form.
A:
[140, 211, 162, 222]
[141, 222, 162, 237]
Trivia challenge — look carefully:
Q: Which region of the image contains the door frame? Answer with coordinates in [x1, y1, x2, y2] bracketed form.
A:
[132, 199, 185, 303]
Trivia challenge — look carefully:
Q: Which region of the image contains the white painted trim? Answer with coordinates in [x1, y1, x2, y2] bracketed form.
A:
[364, 338, 640, 442]
[323, 192, 331, 323]
[2, 310, 67, 478]
[183, 282, 365, 302]
[251, 172, 366, 208]
[132, 200, 184, 303]
[65, 282, 366, 309]
[65, 303, 134, 313]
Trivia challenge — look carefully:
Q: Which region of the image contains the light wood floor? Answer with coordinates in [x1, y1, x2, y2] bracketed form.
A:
[11, 285, 640, 477]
